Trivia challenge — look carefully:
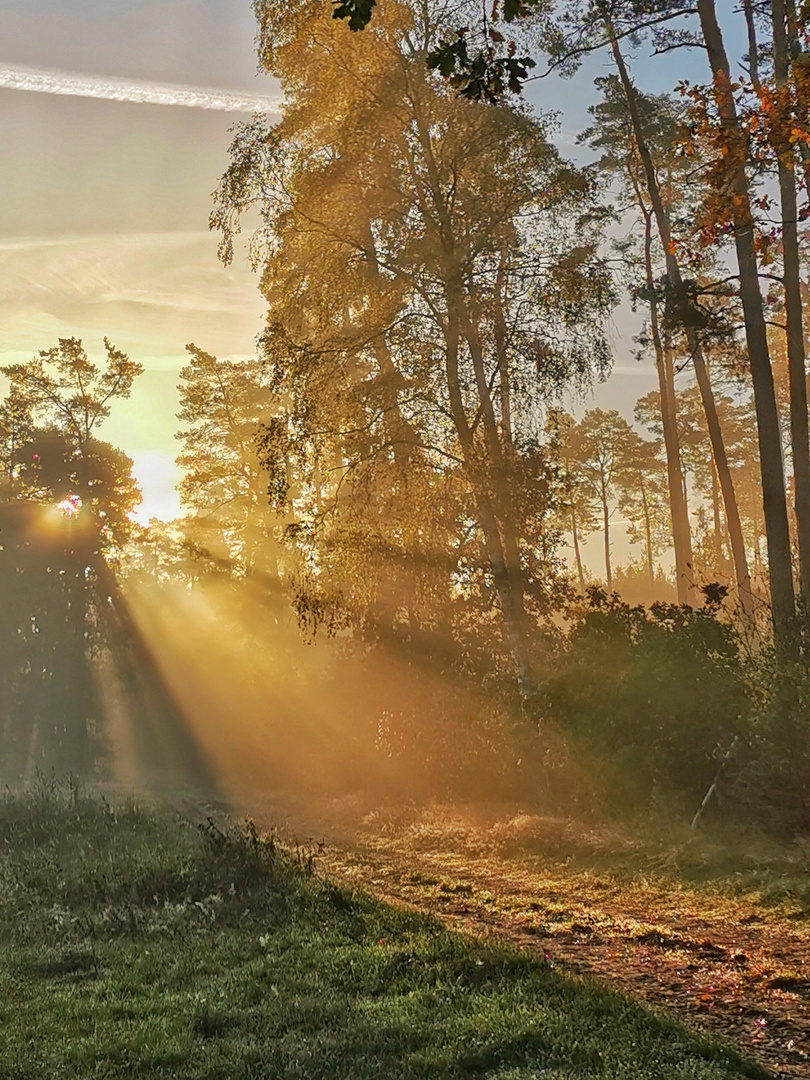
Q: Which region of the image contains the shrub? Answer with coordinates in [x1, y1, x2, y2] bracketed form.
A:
[725, 653, 810, 837]
[538, 587, 749, 811]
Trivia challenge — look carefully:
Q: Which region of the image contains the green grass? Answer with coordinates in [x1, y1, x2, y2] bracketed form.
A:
[0, 783, 767, 1079]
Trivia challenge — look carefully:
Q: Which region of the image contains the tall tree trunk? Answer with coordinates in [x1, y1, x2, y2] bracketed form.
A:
[640, 479, 654, 586]
[772, 0, 810, 615]
[709, 453, 725, 574]
[409, 78, 531, 683]
[493, 247, 513, 444]
[696, 0, 795, 643]
[457, 287, 529, 641]
[608, 28, 756, 626]
[361, 222, 418, 469]
[601, 474, 612, 591]
[443, 309, 532, 687]
[742, 0, 760, 87]
[571, 505, 586, 593]
[753, 495, 763, 566]
[785, 0, 810, 193]
[691, 348, 752, 601]
[640, 205, 695, 605]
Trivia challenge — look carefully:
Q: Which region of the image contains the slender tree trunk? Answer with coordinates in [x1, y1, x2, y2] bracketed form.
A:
[601, 474, 612, 591]
[312, 453, 324, 516]
[710, 453, 725, 573]
[773, 0, 810, 614]
[456, 286, 529, 648]
[640, 479, 654, 586]
[571, 505, 586, 592]
[696, 0, 795, 643]
[692, 349, 752, 599]
[742, 0, 760, 86]
[361, 223, 417, 468]
[641, 207, 695, 604]
[443, 309, 532, 687]
[493, 248, 513, 443]
[609, 28, 756, 626]
[409, 78, 531, 683]
[753, 495, 763, 566]
[785, 0, 810, 194]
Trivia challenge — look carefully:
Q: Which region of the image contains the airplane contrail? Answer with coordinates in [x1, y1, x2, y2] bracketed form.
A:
[0, 61, 282, 113]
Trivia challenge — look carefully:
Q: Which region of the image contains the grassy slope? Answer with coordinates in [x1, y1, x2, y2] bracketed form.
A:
[0, 787, 768, 1080]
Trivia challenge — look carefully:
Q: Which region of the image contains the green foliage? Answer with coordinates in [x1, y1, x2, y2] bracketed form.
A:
[0, 340, 144, 782]
[2, 337, 143, 451]
[726, 653, 810, 838]
[332, 0, 376, 31]
[426, 36, 537, 104]
[0, 337, 144, 554]
[175, 345, 283, 578]
[12, 432, 141, 552]
[539, 588, 749, 809]
[211, 0, 614, 676]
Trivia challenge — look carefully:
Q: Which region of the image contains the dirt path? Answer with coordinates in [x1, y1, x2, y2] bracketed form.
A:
[253, 803, 810, 1079]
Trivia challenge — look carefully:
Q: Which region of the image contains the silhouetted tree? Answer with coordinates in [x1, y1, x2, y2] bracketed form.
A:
[0, 338, 143, 778]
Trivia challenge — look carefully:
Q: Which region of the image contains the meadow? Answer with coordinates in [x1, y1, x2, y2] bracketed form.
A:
[0, 783, 769, 1080]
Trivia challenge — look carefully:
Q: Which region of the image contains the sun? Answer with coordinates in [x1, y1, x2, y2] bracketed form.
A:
[56, 494, 83, 518]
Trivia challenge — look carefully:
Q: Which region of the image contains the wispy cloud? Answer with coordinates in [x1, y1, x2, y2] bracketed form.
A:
[0, 231, 266, 375]
[0, 61, 282, 113]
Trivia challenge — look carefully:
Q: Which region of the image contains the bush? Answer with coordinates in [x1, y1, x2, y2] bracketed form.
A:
[538, 588, 749, 812]
[725, 654, 810, 837]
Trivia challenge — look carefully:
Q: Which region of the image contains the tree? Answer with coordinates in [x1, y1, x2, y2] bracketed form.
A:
[0, 388, 33, 489]
[681, 0, 795, 641]
[331, 0, 694, 102]
[600, 28, 756, 628]
[176, 344, 281, 582]
[0, 339, 143, 778]
[636, 379, 769, 595]
[567, 409, 636, 591]
[728, 0, 810, 618]
[770, 0, 810, 615]
[615, 430, 670, 587]
[580, 76, 697, 605]
[547, 408, 598, 592]
[213, 0, 614, 686]
[3, 337, 143, 453]
[2, 338, 143, 553]
[487, 0, 798, 641]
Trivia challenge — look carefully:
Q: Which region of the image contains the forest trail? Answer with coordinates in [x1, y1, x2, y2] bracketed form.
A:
[251, 801, 810, 1080]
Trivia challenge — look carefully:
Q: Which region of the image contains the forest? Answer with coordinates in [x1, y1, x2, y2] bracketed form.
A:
[2, 1, 810, 1075]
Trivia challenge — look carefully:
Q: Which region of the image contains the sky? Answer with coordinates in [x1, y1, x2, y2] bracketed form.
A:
[0, 0, 748, 531]
[0, 0, 278, 520]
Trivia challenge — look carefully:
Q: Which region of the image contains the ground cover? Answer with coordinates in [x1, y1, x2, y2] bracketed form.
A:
[0, 783, 768, 1079]
[278, 802, 810, 1079]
